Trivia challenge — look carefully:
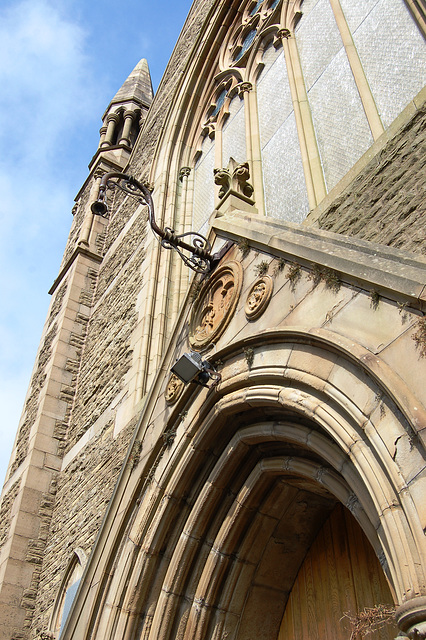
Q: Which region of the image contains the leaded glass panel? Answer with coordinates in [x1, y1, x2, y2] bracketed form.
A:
[235, 29, 257, 60]
[222, 95, 246, 166]
[308, 47, 373, 189]
[193, 136, 215, 232]
[351, 0, 426, 127]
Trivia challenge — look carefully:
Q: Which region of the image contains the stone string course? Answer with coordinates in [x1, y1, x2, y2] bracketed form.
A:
[30, 418, 137, 639]
[317, 105, 426, 255]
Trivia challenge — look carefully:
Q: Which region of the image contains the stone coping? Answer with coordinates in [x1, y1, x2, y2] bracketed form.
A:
[213, 211, 426, 307]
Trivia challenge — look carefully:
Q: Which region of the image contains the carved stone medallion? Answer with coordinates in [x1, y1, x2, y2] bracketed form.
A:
[190, 261, 243, 350]
[244, 275, 273, 320]
[165, 373, 184, 405]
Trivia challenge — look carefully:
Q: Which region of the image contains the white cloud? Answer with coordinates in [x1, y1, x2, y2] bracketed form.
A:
[0, 0, 95, 166]
[0, 0, 102, 483]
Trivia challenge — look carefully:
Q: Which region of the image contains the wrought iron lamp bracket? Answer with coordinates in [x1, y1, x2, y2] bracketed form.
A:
[91, 171, 213, 274]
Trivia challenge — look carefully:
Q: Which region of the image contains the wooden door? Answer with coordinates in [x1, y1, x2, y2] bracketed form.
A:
[278, 504, 397, 639]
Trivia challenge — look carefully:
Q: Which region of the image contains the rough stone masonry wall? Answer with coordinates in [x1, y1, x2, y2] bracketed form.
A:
[317, 104, 426, 256]
[30, 417, 137, 639]
[64, 200, 147, 450]
[0, 480, 20, 549]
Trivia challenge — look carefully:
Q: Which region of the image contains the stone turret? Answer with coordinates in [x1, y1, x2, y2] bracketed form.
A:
[90, 58, 153, 172]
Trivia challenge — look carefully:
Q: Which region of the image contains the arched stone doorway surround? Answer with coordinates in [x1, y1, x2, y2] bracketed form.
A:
[62, 328, 426, 640]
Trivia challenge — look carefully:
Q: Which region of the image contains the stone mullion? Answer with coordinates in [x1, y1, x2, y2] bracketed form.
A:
[404, 0, 426, 38]
[242, 83, 265, 216]
[181, 167, 195, 308]
[135, 182, 171, 399]
[215, 126, 223, 204]
[328, 0, 385, 141]
[157, 185, 180, 361]
[119, 110, 135, 146]
[280, 30, 327, 208]
[101, 113, 120, 148]
[171, 168, 192, 324]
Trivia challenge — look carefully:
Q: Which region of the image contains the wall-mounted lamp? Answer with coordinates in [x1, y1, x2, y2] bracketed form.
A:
[171, 352, 221, 388]
[91, 171, 213, 273]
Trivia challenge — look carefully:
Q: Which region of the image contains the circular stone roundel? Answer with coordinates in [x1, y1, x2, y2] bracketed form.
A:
[190, 261, 243, 350]
[245, 275, 273, 320]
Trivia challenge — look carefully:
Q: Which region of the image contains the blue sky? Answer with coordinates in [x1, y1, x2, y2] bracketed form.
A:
[0, 0, 193, 485]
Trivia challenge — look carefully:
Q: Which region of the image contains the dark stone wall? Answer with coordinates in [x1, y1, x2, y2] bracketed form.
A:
[317, 104, 426, 256]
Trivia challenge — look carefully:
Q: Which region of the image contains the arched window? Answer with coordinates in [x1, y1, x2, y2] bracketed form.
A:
[190, 0, 426, 229]
[49, 548, 87, 638]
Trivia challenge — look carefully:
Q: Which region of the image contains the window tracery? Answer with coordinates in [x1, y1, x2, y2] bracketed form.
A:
[191, 0, 426, 230]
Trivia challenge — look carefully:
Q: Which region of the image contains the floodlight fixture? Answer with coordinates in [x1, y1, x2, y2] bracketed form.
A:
[171, 352, 220, 387]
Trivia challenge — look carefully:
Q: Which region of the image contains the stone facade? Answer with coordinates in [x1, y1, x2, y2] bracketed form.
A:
[0, 0, 425, 639]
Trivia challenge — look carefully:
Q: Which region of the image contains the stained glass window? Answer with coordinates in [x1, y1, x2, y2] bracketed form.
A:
[211, 88, 227, 117]
[234, 29, 257, 61]
[250, 0, 263, 15]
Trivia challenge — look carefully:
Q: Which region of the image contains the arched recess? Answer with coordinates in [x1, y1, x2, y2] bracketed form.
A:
[277, 503, 398, 639]
[50, 548, 87, 637]
[82, 333, 426, 640]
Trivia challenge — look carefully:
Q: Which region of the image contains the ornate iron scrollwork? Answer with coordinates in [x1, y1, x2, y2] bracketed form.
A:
[91, 172, 213, 274]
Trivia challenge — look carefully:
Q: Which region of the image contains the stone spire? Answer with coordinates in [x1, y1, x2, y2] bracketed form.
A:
[108, 58, 153, 112]
[89, 58, 153, 171]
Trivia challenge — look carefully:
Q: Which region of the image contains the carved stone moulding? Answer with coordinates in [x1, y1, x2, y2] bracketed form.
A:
[245, 275, 273, 320]
[190, 261, 243, 350]
[395, 596, 426, 639]
[165, 373, 185, 405]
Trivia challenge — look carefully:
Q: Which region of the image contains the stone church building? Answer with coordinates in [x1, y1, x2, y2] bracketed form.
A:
[0, 0, 425, 638]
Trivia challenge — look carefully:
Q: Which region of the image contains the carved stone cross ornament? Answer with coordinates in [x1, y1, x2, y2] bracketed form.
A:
[214, 157, 254, 201]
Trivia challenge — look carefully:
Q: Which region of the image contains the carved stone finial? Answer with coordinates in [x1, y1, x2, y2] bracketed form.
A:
[179, 167, 191, 182]
[214, 157, 254, 201]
